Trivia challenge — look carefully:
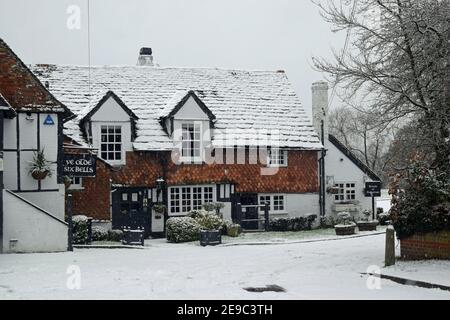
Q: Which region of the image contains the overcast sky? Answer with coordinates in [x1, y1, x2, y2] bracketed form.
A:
[0, 0, 345, 116]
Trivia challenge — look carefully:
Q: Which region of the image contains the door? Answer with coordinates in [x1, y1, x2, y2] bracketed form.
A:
[112, 188, 151, 237]
[240, 193, 259, 230]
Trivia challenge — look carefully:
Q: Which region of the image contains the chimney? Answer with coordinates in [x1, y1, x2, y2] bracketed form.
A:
[311, 81, 329, 142]
[137, 47, 154, 66]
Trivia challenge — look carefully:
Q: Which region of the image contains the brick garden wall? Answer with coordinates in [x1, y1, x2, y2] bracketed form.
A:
[401, 230, 450, 260]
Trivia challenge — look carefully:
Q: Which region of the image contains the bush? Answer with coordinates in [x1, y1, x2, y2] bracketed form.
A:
[377, 212, 391, 226]
[320, 215, 337, 228]
[107, 229, 123, 242]
[188, 210, 226, 231]
[166, 217, 201, 243]
[390, 162, 450, 239]
[268, 214, 317, 231]
[72, 215, 89, 244]
[91, 226, 108, 241]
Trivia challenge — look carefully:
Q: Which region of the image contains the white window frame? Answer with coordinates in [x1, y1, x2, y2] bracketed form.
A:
[333, 182, 357, 203]
[267, 149, 288, 167]
[99, 124, 124, 165]
[168, 185, 215, 215]
[68, 176, 83, 190]
[258, 194, 287, 214]
[180, 121, 202, 163]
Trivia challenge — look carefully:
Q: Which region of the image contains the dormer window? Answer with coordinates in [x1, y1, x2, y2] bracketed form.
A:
[100, 125, 122, 162]
[268, 149, 288, 167]
[181, 122, 202, 162]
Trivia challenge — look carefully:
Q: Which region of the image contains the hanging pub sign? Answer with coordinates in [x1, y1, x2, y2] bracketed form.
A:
[63, 154, 96, 177]
[364, 181, 381, 197]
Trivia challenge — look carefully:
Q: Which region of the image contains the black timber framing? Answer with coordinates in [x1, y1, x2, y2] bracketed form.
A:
[0, 111, 3, 252]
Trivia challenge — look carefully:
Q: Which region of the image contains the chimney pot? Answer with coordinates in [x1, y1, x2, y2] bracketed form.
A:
[137, 47, 154, 66]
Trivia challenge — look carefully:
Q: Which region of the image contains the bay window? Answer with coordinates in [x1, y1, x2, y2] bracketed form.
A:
[169, 185, 215, 215]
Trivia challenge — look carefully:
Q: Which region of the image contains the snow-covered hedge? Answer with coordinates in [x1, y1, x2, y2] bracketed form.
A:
[166, 217, 202, 243]
[108, 229, 123, 242]
[92, 226, 109, 241]
[269, 215, 317, 232]
[72, 215, 89, 244]
[188, 209, 226, 231]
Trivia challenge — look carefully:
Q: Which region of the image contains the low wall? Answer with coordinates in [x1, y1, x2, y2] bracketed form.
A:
[401, 230, 450, 260]
[2, 190, 68, 253]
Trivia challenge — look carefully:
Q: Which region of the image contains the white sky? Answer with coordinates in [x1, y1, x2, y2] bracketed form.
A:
[0, 0, 346, 116]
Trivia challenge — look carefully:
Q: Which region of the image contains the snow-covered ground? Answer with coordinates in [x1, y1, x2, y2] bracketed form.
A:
[0, 232, 449, 300]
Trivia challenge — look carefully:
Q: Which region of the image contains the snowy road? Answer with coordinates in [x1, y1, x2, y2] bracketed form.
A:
[0, 233, 449, 299]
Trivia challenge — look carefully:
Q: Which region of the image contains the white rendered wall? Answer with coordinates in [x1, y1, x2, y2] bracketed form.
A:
[324, 139, 376, 218]
[18, 187, 66, 221]
[2, 190, 68, 253]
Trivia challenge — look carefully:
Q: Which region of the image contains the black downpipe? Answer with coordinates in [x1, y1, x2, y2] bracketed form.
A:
[0, 112, 4, 253]
[318, 120, 326, 217]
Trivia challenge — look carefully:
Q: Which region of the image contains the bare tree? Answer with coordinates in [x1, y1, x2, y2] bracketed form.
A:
[329, 105, 396, 182]
[313, 0, 450, 171]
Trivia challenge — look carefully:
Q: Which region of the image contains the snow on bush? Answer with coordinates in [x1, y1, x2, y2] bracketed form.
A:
[92, 226, 108, 241]
[335, 212, 356, 227]
[188, 209, 226, 231]
[72, 215, 89, 244]
[166, 217, 201, 243]
[269, 215, 317, 231]
[107, 229, 123, 242]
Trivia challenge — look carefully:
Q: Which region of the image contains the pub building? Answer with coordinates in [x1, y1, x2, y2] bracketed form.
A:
[0, 38, 73, 253]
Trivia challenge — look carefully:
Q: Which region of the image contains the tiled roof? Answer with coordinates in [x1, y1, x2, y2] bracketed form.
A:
[31, 64, 322, 151]
[0, 38, 73, 118]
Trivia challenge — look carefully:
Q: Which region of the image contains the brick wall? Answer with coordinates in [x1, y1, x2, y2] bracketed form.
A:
[111, 149, 319, 193]
[68, 149, 319, 220]
[401, 230, 450, 260]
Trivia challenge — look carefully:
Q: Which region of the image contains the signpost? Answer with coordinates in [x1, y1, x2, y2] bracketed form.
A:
[365, 181, 381, 220]
[63, 153, 96, 251]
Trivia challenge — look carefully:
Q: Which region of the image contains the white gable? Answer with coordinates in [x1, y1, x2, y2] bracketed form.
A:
[91, 96, 130, 122]
[173, 96, 209, 120]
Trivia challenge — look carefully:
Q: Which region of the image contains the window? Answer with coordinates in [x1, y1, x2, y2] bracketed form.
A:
[100, 125, 122, 162]
[334, 183, 356, 203]
[273, 195, 285, 211]
[259, 194, 286, 213]
[68, 177, 83, 190]
[169, 185, 215, 215]
[268, 149, 287, 167]
[181, 122, 201, 161]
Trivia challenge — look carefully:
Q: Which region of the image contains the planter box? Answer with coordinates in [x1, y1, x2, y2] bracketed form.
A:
[335, 224, 356, 236]
[200, 230, 222, 246]
[357, 220, 378, 231]
[122, 228, 145, 246]
[400, 230, 450, 260]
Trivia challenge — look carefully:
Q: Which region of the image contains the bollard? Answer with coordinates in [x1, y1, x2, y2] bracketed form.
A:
[385, 225, 396, 267]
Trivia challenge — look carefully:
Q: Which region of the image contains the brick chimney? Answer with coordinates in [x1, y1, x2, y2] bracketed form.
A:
[311, 81, 329, 142]
[137, 47, 154, 66]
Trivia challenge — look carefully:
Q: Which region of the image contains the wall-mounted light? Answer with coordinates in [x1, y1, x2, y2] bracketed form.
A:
[25, 112, 35, 121]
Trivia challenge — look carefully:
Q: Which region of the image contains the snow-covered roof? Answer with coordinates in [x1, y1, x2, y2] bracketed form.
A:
[31, 64, 322, 150]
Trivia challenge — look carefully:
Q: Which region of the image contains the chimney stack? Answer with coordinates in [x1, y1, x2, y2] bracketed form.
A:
[137, 47, 154, 66]
[311, 81, 329, 142]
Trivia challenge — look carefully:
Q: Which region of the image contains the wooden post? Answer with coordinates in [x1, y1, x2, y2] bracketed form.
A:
[385, 225, 395, 267]
[264, 203, 270, 231]
[67, 193, 73, 251]
[372, 193, 376, 220]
